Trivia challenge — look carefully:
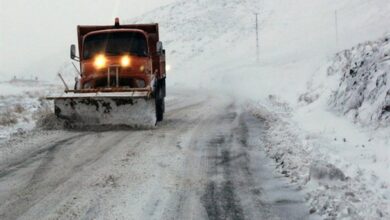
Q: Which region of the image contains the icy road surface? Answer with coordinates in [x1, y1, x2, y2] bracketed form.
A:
[0, 90, 315, 220]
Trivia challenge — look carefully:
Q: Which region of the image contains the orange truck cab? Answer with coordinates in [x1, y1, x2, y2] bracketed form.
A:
[69, 18, 166, 121]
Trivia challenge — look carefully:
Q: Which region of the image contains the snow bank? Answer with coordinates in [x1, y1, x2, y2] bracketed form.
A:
[327, 35, 390, 127]
[249, 98, 390, 219]
[266, 35, 390, 220]
[0, 81, 61, 142]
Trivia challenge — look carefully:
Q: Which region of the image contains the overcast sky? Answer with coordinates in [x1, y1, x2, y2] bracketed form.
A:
[0, 0, 176, 79]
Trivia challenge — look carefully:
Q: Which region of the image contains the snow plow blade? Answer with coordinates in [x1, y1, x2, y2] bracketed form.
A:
[47, 91, 156, 128]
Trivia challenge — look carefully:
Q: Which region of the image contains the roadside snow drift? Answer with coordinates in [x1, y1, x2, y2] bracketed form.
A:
[0, 80, 59, 142]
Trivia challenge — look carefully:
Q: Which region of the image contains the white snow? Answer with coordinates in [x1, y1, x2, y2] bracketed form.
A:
[1, 0, 390, 219]
[289, 34, 390, 219]
[249, 97, 390, 218]
[327, 35, 390, 127]
[0, 80, 60, 142]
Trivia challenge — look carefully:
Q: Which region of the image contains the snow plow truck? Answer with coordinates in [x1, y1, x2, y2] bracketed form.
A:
[48, 18, 166, 127]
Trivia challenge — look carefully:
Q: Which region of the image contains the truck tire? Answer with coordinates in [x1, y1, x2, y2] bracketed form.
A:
[156, 97, 164, 122]
[155, 78, 165, 122]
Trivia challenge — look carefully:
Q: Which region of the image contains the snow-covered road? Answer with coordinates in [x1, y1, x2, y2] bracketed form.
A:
[0, 90, 315, 220]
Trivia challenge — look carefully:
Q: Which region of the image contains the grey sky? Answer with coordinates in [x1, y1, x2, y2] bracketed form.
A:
[0, 0, 176, 79]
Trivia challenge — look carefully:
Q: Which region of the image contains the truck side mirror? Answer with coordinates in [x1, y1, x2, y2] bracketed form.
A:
[70, 44, 78, 60]
[156, 41, 163, 55]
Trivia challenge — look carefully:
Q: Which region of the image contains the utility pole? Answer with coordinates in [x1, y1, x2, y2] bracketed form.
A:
[255, 13, 259, 62]
[335, 10, 339, 50]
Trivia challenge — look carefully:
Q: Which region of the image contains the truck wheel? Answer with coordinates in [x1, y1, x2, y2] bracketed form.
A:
[155, 78, 166, 122]
[156, 98, 164, 122]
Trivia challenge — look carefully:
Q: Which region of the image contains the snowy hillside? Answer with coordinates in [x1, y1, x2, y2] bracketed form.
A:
[130, 0, 269, 87]
[129, 0, 390, 101]
[328, 35, 390, 127]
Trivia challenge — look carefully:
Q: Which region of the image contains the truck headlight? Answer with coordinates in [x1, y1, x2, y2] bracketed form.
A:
[94, 54, 106, 69]
[121, 55, 131, 67]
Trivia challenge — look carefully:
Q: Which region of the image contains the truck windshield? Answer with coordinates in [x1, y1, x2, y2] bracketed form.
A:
[83, 32, 148, 59]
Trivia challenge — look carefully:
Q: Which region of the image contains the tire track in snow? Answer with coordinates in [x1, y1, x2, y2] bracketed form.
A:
[201, 107, 256, 220]
[0, 132, 134, 220]
[0, 135, 84, 220]
[0, 134, 83, 179]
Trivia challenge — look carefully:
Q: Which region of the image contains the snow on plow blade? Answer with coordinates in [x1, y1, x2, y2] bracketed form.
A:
[47, 91, 156, 128]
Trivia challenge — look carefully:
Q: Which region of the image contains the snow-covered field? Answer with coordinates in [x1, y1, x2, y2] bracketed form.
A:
[1, 0, 390, 219]
[0, 80, 60, 142]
